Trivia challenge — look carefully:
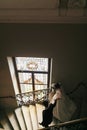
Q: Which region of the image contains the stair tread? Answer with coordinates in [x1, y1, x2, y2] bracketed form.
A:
[22, 106, 33, 130]
[15, 107, 26, 130]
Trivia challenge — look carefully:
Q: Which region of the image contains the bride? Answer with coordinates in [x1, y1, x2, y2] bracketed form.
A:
[39, 83, 62, 128]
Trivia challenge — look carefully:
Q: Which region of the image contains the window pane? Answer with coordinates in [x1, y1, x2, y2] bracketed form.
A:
[20, 84, 33, 93]
[18, 73, 32, 83]
[35, 84, 47, 90]
[15, 57, 48, 71]
[34, 74, 47, 85]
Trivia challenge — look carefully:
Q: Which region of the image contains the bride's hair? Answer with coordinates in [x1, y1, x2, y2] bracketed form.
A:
[54, 82, 62, 90]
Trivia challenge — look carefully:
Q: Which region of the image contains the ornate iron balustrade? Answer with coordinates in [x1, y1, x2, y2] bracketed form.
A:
[16, 88, 52, 106]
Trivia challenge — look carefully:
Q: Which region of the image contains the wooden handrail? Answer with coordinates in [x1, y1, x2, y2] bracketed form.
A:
[16, 88, 50, 96]
[38, 117, 87, 130]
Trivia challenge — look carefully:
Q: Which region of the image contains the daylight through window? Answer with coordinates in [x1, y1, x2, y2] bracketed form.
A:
[8, 57, 52, 104]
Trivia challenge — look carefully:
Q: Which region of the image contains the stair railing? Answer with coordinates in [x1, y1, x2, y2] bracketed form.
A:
[38, 117, 87, 130]
[16, 88, 51, 106]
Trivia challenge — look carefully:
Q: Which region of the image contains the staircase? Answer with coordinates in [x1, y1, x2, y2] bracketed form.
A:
[0, 103, 55, 130]
[0, 104, 87, 130]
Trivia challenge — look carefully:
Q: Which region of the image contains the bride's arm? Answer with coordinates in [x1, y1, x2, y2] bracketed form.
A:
[50, 89, 62, 104]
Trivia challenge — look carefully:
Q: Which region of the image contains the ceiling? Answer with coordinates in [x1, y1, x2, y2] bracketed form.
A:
[0, 0, 87, 23]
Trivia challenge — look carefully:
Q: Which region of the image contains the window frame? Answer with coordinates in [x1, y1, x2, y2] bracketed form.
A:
[13, 57, 51, 96]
